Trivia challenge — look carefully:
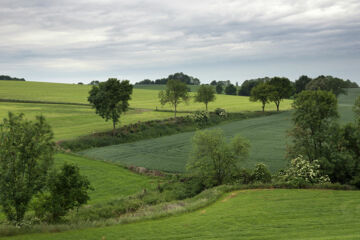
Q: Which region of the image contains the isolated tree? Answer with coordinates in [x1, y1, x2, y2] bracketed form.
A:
[0, 113, 54, 223]
[159, 79, 190, 118]
[250, 83, 273, 112]
[88, 78, 133, 135]
[224, 84, 237, 95]
[34, 163, 92, 222]
[215, 84, 223, 94]
[194, 84, 216, 111]
[187, 129, 250, 187]
[268, 77, 293, 111]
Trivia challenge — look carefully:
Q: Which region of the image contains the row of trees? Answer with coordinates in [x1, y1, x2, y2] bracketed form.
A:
[0, 75, 26, 81]
[239, 75, 358, 97]
[136, 72, 201, 85]
[0, 113, 92, 224]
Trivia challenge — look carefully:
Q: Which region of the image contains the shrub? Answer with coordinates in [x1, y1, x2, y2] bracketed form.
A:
[282, 155, 330, 185]
[191, 111, 209, 128]
[214, 108, 227, 118]
[252, 163, 272, 183]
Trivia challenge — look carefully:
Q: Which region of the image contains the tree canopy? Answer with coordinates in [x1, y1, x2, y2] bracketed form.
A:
[268, 77, 293, 111]
[224, 84, 237, 95]
[194, 84, 216, 111]
[136, 72, 200, 85]
[250, 83, 274, 112]
[88, 78, 133, 134]
[0, 113, 54, 223]
[159, 79, 190, 117]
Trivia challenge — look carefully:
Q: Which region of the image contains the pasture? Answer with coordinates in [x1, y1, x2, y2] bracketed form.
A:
[0, 80, 292, 112]
[0, 102, 182, 140]
[80, 88, 359, 173]
[4, 189, 360, 240]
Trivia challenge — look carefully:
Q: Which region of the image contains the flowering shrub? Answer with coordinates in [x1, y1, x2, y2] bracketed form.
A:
[191, 111, 209, 128]
[282, 155, 330, 184]
[214, 108, 227, 118]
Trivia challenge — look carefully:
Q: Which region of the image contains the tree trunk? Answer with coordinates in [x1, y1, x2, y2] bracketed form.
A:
[262, 104, 265, 112]
[174, 104, 177, 118]
[205, 103, 208, 112]
[112, 120, 116, 136]
[276, 101, 280, 111]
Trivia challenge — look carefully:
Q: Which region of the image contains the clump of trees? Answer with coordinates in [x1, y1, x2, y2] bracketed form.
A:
[224, 84, 237, 95]
[88, 78, 133, 135]
[159, 80, 190, 117]
[136, 72, 200, 85]
[288, 90, 360, 187]
[0, 113, 91, 224]
[0, 75, 26, 81]
[238, 77, 270, 96]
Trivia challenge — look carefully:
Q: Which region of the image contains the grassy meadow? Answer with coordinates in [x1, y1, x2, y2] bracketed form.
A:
[0, 102, 183, 140]
[80, 88, 359, 173]
[0, 80, 292, 112]
[4, 189, 360, 240]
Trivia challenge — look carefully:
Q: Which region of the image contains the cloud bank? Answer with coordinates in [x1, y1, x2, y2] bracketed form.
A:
[1, 0, 359, 83]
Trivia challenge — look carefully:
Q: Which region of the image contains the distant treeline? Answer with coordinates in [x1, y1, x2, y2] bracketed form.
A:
[135, 72, 201, 85]
[0, 75, 26, 81]
[237, 75, 358, 97]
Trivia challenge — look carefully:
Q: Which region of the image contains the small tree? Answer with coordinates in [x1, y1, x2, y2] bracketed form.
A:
[0, 113, 54, 223]
[224, 84, 237, 95]
[88, 78, 133, 135]
[194, 84, 216, 111]
[187, 129, 250, 187]
[215, 84, 223, 94]
[34, 163, 92, 222]
[268, 77, 293, 111]
[250, 83, 273, 112]
[159, 79, 189, 118]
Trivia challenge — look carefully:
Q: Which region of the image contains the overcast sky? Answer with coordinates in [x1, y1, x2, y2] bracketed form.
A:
[1, 0, 359, 84]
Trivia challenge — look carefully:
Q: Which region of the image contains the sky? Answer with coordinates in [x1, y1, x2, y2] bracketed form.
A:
[1, 0, 359, 84]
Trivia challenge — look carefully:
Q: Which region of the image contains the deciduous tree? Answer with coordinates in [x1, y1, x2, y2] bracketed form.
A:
[194, 84, 216, 111]
[159, 80, 189, 118]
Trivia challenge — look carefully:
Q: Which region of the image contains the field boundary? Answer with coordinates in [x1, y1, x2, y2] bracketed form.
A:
[0, 98, 91, 106]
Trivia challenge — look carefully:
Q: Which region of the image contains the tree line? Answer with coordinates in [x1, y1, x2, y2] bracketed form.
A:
[0, 75, 26, 81]
[135, 72, 201, 85]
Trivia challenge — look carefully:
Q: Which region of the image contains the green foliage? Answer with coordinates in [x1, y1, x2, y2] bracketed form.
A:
[34, 163, 92, 222]
[224, 84, 237, 95]
[187, 129, 250, 187]
[268, 77, 293, 111]
[294, 75, 312, 94]
[190, 111, 210, 128]
[354, 96, 360, 123]
[136, 72, 201, 85]
[250, 83, 273, 112]
[194, 84, 216, 111]
[281, 155, 330, 185]
[159, 80, 190, 117]
[238, 77, 270, 96]
[215, 84, 223, 94]
[305, 75, 348, 97]
[0, 113, 54, 223]
[289, 90, 338, 162]
[252, 163, 272, 183]
[88, 78, 133, 133]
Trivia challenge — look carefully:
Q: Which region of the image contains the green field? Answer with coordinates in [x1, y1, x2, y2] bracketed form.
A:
[134, 84, 201, 92]
[0, 80, 292, 112]
[0, 102, 183, 140]
[54, 153, 153, 204]
[4, 189, 360, 240]
[80, 88, 359, 173]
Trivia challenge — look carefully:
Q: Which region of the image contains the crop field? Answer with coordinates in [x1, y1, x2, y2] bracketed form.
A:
[5, 189, 360, 240]
[0, 80, 292, 112]
[80, 88, 359, 173]
[54, 153, 153, 204]
[0, 102, 183, 140]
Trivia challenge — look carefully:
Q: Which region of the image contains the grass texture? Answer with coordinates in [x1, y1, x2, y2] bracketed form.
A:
[4, 189, 360, 240]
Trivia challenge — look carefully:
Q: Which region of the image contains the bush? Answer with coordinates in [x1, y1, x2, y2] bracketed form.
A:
[252, 163, 272, 183]
[281, 155, 330, 185]
[214, 108, 227, 118]
[191, 111, 209, 128]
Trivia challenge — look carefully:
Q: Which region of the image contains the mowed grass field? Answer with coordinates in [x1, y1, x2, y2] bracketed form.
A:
[54, 153, 153, 204]
[5, 189, 360, 240]
[0, 102, 183, 140]
[0, 80, 292, 112]
[80, 88, 359, 173]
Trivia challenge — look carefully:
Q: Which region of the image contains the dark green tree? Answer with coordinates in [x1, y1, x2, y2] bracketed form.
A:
[88, 78, 133, 135]
[194, 85, 216, 111]
[268, 77, 293, 111]
[294, 75, 312, 94]
[187, 129, 250, 187]
[224, 84, 237, 95]
[0, 113, 54, 223]
[215, 84, 223, 94]
[305, 75, 348, 97]
[238, 77, 270, 96]
[250, 83, 274, 112]
[159, 80, 190, 118]
[34, 163, 92, 222]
